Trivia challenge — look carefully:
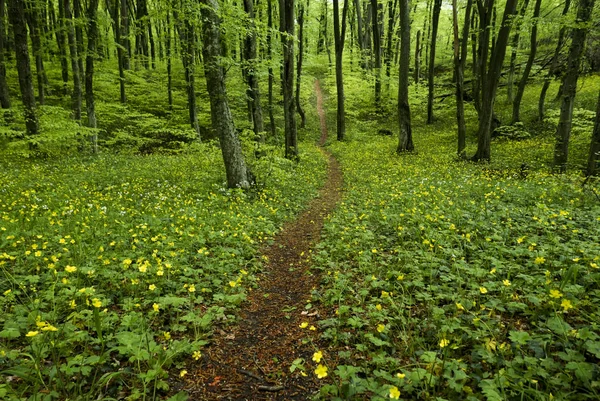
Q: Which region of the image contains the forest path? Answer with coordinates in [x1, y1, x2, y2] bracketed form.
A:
[181, 80, 342, 400]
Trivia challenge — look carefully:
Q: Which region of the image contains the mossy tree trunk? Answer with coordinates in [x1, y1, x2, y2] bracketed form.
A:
[0, 0, 10, 108]
[85, 0, 99, 153]
[243, 0, 265, 140]
[281, 0, 298, 158]
[396, 0, 412, 152]
[426, 0, 441, 124]
[333, 0, 348, 141]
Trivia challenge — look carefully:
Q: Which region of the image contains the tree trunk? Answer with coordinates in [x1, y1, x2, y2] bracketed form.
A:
[73, 0, 84, 85]
[538, 0, 571, 120]
[0, 0, 10, 108]
[506, 0, 530, 103]
[200, 0, 252, 189]
[267, 0, 275, 136]
[281, 0, 298, 158]
[64, 0, 81, 120]
[7, 0, 38, 135]
[454, 0, 472, 158]
[587, 90, 600, 176]
[166, 10, 172, 109]
[333, 0, 348, 141]
[352, 0, 364, 68]
[181, 19, 200, 137]
[243, 0, 265, 140]
[52, 0, 69, 93]
[471, 0, 518, 162]
[384, 0, 397, 87]
[414, 29, 420, 83]
[396, 0, 412, 152]
[120, 0, 129, 70]
[25, 2, 45, 105]
[295, 3, 306, 129]
[370, 0, 381, 108]
[85, 0, 99, 153]
[553, 0, 595, 173]
[512, 0, 541, 123]
[426, 0, 441, 124]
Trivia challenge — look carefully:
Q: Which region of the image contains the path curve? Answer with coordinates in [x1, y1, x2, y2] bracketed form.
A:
[180, 80, 341, 400]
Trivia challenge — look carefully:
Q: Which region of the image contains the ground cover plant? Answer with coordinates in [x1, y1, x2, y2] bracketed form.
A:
[0, 144, 327, 400]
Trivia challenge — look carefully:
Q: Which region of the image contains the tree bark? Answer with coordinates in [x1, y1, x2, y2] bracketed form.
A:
[8, 0, 38, 135]
[64, 0, 82, 120]
[85, 0, 99, 153]
[243, 0, 266, 139]
[120, 0, 130, 70]
[384, 0, 397, 87]
[267, 0, 275, 136]
[538, 0, 571, 121]
[454, 0, 472, 158]
[200, 0, 252, 189]
[512, 0, 541, 123]
[396, 0, 412, 152]
[414, 29, 420, 84]
[52, 0, 69, 93]
[471, 0, 518, 162]
[281, 0, 298, 158]
[587, 90, 600, 176]
[506, 0, 530, 103]
[370, 0, 381, 108]
[166, 9, 172, 109]
[295, 3, 306, 129]
[426, 0, 441, 124]
[25, 2, 45, 105]
[553, 0, 595, 173]
[0, 0, 10, 108]
[333, 0, 348, 141]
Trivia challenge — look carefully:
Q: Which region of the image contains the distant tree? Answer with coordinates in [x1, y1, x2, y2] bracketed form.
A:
[281, 0, 298, 158]
[200, 0, 253, 188]
[243, 0, 265, 140]
[8, 0, 38, 135]
[267, 0, 276, 136]
[0, 0, 10, 108]
[371, 0, 381, 108]
[396, 0, 412, 153]
[85, 0, 100, 153]
[64, 0, 82, 120]
[587, 90, 600, 176]
[506, 0, 530, 103]
[553, 0, 596, 173]
[296, 3, 306, 128]
[25, 0, 46, 104]
[426, 0, 441, 124]
[453, 0, 472, 158]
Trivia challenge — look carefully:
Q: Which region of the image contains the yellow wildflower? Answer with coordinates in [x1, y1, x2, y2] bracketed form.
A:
[312, 351, 323, 363]
[377, 324, 386, 333]
[439, 338, 450, 348]
[534, 256, 545, 264]
[153, 303, 160, 312]
[479, 287, 488, 294]
[299, 322, 308, 329]
[561, 299, 573, 311]
[314, 364, 328, 379]
[26, 331, 39, 337]
[193, 351, 202, 360]
[389, 386, 401, 399]
[65, 265, 77, 273]
[549, 289, 562, 299]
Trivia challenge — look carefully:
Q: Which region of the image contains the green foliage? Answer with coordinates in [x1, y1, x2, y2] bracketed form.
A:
[0, 144, 327, 400]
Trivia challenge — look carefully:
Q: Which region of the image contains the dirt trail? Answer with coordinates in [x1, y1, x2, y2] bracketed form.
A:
[181, 80, 341, 400]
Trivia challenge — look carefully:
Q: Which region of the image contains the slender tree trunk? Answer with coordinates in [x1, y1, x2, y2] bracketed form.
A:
[182, 20, 200, 137]
[85, 0, 99, 153]
[8, 0, 38, 135]
[426, 0, 441, 124]
[472, 0, 518, 162]
[333, 0, 348, 141]
[53, 0, 69, 93]
[25, 3, 45, 105]
[454, 0, 472, 158]
[148, 17, 155, 68]
[506, 0, 530, 103]
[73, 0, 84, 83]
[267, 0, 275, 136]
[384, 0, 397, 87]
[512, 0, 541, 123]
[553, 0, 595, 173]
[587, 90, 600, 176]
[538, 0, 571, 120]
[64, 0, 81, 120]
[370, 0, 381, 108]
[281, 0, 298, 158]
[352, 0, 364, 68]
[200, 0, 252, 189]
[414, 29, 420, 83]
[397, 0, 412, 152]
[0, 0, 10, 108]
[120, 0, 129, 70]
[470, 9, 479, 112]
[243, 0, 265, 139]
[295, 3, 306, 128]
[166, 10, 172, 109]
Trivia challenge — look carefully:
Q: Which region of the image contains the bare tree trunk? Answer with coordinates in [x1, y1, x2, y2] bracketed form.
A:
[25, 2, 45, 105]
[295, 3, 306, 128]
[267, 0, 275, 136]
[396, 0, 412, 152]
[52, 0, 69, 93]
[281, 0, 298, 158]
[538, 0, 571, 120]
[512, 0, 541, 123]
[120, 0, 129, 70]
[384, 0, 397, 88]
[472, 0, 518, 162]
[414, 29, 420, 83]
[64, 0, 82, 120]
[370, 0, 381, 108]
[166, 10, 172, 109]
[333, 0, 348, 141]
[587, 90, 600, 176]
[73, 0, 84, 84]
[352, 0, 364, 68]
[553, 0, 595, 173]
[200, 0, 252, 189]
[85, 0, 99, 153]
[8, 0, 38, 135]
[454, 0, 472, 158]
[242, 0, 265, 139]
[426, 0, 441, 124]
[0, 0, 10, 108]
[506, 0, 530, 103]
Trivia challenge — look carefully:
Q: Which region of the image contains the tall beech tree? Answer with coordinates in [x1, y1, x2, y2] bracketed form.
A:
[267, 0, 276, 135]
[25, 1, 45, 104]
[8, 0, 38, 135]
[396, 0, 412, 153]
[200, 0, 252, 189]
[243, 0, 265, 140]
[0, 0, 10, 108]
[281, 0, 298, 158]
[295, 3, 306, 128]
[333, 0, 348, 140]
[426, 0, 441, 124]
[370, 0, 381, 108]
[86, 0, 100, 153]
[64, 0, 82, 120]
[553, 0, 596, 173]
[512, 0, 541, 123]
[471, 0, 518, 162]
[453, 0, 472, 158]
[538, 0, 571, 120]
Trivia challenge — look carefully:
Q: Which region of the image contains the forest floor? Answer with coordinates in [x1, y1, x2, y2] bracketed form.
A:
[178, 80, 342, 400]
